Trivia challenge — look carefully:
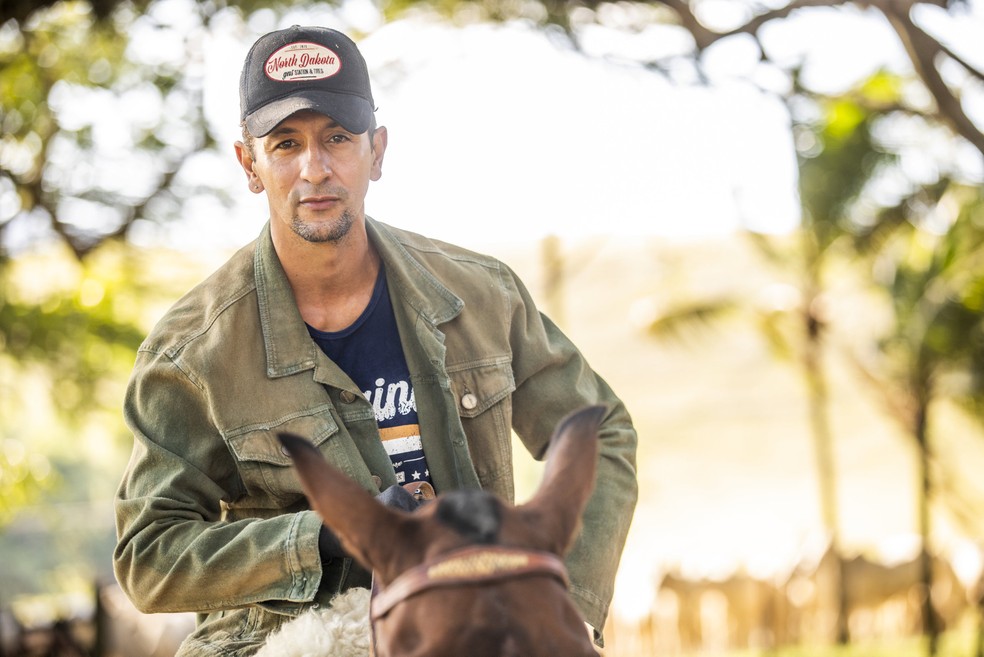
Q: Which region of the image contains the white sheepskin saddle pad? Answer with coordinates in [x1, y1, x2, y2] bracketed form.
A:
[255, 587, 371, 657]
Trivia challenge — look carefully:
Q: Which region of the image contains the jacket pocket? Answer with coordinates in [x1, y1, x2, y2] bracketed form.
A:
[224, 405, 340, 508]
[447, 359, 516, 498]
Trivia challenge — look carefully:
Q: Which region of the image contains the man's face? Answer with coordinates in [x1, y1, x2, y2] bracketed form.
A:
[237, 110, 386, 245]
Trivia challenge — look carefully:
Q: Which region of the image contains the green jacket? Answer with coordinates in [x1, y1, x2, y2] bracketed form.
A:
[114, 218, 638, 656]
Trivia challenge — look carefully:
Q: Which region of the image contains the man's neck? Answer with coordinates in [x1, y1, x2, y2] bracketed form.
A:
[273, 221, 381, 333]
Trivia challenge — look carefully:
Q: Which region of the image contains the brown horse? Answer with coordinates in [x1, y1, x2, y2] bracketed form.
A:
[277, 405, 604, 657]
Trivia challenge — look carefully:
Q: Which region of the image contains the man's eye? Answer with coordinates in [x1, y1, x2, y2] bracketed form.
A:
[275, 139, 297, 150]
[328, 134, 351, 144]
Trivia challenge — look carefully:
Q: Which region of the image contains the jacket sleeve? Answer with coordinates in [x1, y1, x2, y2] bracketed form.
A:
[113, 347, 324, 613]
[502, 265, 639, 642]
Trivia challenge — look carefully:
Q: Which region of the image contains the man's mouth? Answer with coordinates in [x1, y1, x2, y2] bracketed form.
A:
[300, 195, 341, 211]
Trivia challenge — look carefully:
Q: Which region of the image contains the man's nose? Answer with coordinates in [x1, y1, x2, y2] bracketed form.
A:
[300, 143, 332, 183]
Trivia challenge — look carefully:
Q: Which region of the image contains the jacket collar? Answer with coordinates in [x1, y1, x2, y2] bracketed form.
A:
[254, 218, 463, 379]
[365, 217, 464, 326]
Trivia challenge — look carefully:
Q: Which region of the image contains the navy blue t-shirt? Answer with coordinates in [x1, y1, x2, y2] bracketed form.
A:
[307, 268, 433, 488]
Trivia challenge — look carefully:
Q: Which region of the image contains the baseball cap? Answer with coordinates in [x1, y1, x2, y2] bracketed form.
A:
[240, 25, 375, 137]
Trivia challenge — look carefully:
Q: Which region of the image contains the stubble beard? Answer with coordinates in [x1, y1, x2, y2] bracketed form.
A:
[290, 208, 355, 244]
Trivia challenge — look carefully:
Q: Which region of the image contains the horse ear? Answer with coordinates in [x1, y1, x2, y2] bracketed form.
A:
[278, 433, 409, 572]
[515, 405, 605, 556]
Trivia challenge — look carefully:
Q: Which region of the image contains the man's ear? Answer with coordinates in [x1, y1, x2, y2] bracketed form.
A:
[234, 140, 264, 194]
[370, 126, 387, 182]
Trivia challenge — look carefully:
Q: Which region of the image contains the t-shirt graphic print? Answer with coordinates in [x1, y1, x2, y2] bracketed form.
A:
[307, 267, 433, 489]
[364, 376, 428, 485]
[378, 424, 429, 485]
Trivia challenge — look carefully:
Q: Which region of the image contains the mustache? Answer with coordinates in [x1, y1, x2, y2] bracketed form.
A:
[293, 185, 349, 201]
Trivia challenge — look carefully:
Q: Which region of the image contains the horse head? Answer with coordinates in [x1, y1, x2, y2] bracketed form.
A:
[278, 405, 605, 657]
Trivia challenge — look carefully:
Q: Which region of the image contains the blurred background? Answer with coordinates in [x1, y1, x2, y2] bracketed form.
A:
[2, 0, 984, 655]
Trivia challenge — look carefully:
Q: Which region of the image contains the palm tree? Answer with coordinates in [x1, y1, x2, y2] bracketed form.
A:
[646, 86, 896, 645]
[845, 180, 984, 655]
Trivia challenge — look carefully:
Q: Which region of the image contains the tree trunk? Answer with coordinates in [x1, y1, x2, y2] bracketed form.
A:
[914, 401, 939, 656]
[802, 298, 849, 644]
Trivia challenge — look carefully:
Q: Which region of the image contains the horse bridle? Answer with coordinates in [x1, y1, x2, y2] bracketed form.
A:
[367, 544, 571, 653]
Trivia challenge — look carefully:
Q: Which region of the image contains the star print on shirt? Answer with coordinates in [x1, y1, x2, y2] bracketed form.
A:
[379, 424, 432, 487]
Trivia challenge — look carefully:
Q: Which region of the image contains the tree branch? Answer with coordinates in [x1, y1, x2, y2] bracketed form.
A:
[934, 35, 984, 85]
[656, 0, 855, 51]
[716, 0, 854, 42]
[870, 0, 984, 157]
[654, 0, 984, 157]
[654, 0, 717, 49]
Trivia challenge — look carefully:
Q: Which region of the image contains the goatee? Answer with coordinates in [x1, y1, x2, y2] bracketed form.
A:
[291, 210, 355, 244]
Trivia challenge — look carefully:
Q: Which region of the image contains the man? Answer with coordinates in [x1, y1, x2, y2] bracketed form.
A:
[114, 24, 637, 656]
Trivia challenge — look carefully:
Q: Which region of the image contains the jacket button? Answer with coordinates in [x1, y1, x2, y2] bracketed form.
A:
[339, 390, 358, 404]
[461, 393, 478, 410]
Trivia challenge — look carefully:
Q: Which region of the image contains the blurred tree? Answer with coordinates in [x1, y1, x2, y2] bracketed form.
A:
[774, 88, 895, 647]
[647, 83, 982, 655]
[644, 79, 899, 646]
[0, 0, 182, 524]
[409, 0, 984, 159]
[843, 179, 984, 655]
[0, 438, 49, 525]
[0, 0, 310, 530]
[796, 64, 983, 657]
[647, 71, 984, 654]
[2, 0, 148, 23]
[4, 0, 217, 260]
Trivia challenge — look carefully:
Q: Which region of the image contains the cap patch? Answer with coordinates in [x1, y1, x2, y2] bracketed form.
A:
[265, 41, 342, 82]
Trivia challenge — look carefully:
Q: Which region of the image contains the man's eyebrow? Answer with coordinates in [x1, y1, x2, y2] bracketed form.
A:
[268, 119, 342, 138]
[267, 125, 298, 138]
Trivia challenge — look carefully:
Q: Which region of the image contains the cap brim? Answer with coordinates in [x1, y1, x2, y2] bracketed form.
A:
[244, 91, 373, 137]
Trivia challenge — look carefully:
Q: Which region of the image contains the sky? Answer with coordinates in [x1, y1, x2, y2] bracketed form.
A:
[362, 19, 801, 245]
